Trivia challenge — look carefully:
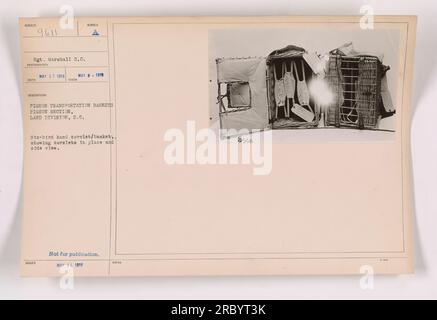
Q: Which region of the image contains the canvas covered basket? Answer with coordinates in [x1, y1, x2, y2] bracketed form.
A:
[216, 57, 270, 133]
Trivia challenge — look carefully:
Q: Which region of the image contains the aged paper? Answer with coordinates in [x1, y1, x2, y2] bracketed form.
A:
[19, 16, 416, 276]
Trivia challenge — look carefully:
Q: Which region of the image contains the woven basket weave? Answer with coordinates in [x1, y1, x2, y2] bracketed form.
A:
[325, 55, 383, 129]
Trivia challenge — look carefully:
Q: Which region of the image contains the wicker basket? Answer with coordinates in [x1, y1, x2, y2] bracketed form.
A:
[325, 55, 383, 129]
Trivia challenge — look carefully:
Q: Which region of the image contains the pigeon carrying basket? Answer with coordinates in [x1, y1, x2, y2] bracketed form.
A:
[266, 45, 320, 129]
[325, 54, 384, 129]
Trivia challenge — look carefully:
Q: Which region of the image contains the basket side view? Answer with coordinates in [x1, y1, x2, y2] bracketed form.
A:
[326, 55, 383, 129]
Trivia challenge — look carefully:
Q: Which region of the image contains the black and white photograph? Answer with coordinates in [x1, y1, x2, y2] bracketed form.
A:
[209, 27, 400, 141]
